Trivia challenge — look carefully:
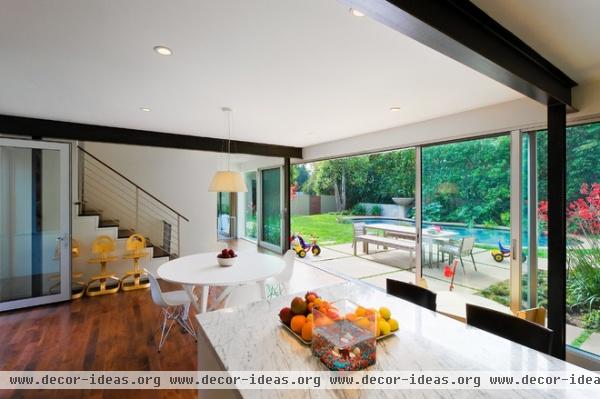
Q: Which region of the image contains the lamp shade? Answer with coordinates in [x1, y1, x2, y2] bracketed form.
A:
[208, 171, 248, 192]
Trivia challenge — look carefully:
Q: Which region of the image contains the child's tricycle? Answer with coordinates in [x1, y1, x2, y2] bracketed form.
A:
[290, 234, 321, 258]
[491, 241, 527, 262]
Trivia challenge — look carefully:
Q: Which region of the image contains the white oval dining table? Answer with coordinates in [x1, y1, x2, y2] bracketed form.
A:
[157, 250, 284, 313]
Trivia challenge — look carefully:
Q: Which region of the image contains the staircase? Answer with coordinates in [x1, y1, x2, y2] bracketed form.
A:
[77, 146, 188, 262]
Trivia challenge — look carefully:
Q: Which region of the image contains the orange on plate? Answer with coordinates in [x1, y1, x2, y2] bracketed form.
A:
[314, 316, 334, 327]
[301, 321, 313, 341]
[290, 315, 307, 334]
[354, 317, 370, 330]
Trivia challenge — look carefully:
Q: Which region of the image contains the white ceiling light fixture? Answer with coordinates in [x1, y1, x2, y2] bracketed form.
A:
[389, 106, 401, 112]
[139, 106, 151, 112]
[349, 8, 365, 17]
[153, 45, 173, 56]
[208, 107, 248, 193]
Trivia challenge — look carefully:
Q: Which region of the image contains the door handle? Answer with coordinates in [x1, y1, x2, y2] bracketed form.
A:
[512, 239, 517, 260]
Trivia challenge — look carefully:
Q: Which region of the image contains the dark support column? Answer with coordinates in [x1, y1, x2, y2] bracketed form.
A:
[31, 148, 43, 296]
[283, 158, 291, 253]
[547, 102, 567, 359]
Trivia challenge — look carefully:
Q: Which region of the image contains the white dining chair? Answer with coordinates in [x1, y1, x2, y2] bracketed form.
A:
[265, 250, 296, 299]
[145, 269, 197, 352]
[224, 282, 264, 308]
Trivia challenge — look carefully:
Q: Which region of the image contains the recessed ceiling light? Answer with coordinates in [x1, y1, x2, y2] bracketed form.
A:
[350, 8, 365, 17]
[153, 45, 173, 56]
[389, 107, 401, 112]
[139, 107, 151, 112]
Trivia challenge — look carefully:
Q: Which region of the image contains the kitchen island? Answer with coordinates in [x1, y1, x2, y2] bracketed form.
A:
[196, 281, 596, 398]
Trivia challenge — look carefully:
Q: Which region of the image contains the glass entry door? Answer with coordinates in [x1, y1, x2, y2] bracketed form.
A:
[258, 167, 283, 253]
[0, 138, 71, 311]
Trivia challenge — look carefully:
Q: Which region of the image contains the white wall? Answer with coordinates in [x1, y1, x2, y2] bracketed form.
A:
[83, 142, 227, 255]
[302, 81, 600, 161]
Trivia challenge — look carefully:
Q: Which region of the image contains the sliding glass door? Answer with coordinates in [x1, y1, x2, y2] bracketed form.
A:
[0, 138, 71, 311]
[564, 122, 599, 358]
[520, 131, 548, 310]
[217, 192, 232, 239]
[242, 171, 258, 241]
[420, 135, 512, 308]
[258, 167, 283, 252]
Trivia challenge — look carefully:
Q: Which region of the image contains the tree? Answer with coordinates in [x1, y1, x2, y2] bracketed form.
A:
[291, 164, 310, 191]
[312, 157, 369, 211]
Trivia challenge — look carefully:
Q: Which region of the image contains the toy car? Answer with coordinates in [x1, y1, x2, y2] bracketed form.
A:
[290, 234, 321, 258]
[491, 241, 527, 262]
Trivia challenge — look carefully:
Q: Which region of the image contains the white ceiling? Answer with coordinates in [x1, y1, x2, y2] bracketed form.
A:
[0, 0, 523, 147]
[474, 0, 600, 85]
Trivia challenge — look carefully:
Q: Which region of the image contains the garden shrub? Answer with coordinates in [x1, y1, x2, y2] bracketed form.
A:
[479, 271, 548, 308]
[370, 205, 383, 216]
[351, 203, 367, 215]
[567, 256, 600, 312]
[583, 309, 600, 332]
[421, 202, 442, 221]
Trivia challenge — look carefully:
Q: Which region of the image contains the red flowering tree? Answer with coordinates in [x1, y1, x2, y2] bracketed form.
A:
[538, 182, 600, 236]
[568, 183, 600, 235]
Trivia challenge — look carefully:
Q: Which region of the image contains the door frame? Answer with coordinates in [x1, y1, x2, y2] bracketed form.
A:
[0, 138, 71, 311]
[257, 166, 284, 253]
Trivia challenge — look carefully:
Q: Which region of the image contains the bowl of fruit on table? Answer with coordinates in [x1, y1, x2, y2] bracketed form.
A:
[279, 291, 322, 344]
[217, 248, 238, 267]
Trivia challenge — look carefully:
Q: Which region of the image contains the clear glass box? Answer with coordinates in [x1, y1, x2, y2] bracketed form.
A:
[311, 299, 377, 371]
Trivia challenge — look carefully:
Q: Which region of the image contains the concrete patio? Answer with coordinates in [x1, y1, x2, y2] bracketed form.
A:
[303, 242, 523, 294]
[297, 241, 600, 353]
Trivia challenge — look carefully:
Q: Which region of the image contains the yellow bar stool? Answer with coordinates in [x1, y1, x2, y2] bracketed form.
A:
[86, 235, 120, 296]
[121, 234, 150, 291]
[49, 239, 86, 299]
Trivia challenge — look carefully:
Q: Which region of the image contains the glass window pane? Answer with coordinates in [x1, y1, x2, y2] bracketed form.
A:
[421, 136, 512, 314]
[243, 171, 257, 240]
[261, 168, 281, 246]
[217, 192, 231, 238]
[565, 122, 600, 356]
[0, 147, 62, 303]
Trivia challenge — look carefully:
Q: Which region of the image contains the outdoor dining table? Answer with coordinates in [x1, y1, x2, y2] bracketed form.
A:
[366, 223, 458, 266]
[157, 250, 284, 313]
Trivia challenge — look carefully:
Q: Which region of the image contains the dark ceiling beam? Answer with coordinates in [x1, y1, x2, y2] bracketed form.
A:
[0, 114, 303, 159]
[345, 0, 576, 107]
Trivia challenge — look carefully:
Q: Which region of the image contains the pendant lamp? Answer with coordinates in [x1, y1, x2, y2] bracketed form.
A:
[208, 107, 248, 192]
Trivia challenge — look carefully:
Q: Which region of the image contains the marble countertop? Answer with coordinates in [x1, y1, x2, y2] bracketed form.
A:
[196, 281, 595, 398]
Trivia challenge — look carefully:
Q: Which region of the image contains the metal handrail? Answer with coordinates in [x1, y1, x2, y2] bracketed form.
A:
[78, 146, 188, 258]
[78, 146, 189, 222]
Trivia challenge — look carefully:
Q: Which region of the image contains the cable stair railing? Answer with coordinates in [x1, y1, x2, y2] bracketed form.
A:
[77, 146, 189, 259]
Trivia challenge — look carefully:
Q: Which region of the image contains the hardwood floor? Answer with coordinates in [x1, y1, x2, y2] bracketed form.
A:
[0, 282, 197, 399]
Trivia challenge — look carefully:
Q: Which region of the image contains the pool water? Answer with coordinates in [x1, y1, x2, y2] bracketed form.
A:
[350, 218, 548, 248]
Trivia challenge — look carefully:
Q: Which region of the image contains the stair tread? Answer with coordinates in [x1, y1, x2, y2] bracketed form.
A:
[118, 229, 135, 239]
[98, 219, 119, 228]
[79, 211, 101, 217]
[152, 247, 170, 259]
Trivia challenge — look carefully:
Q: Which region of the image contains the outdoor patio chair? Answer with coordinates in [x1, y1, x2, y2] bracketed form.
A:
[352, 222, 367, 255]
[466, 304, 553, 354]
[439, 236, 477, 273]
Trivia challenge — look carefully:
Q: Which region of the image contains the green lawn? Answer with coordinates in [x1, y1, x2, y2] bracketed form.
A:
[291, 214, 353, 245]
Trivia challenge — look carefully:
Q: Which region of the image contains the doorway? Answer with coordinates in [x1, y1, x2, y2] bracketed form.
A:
[0, 138, 71, 311]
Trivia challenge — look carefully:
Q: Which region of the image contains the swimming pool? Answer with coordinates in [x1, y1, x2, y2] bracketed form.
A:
[347, 218, 548, 248]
